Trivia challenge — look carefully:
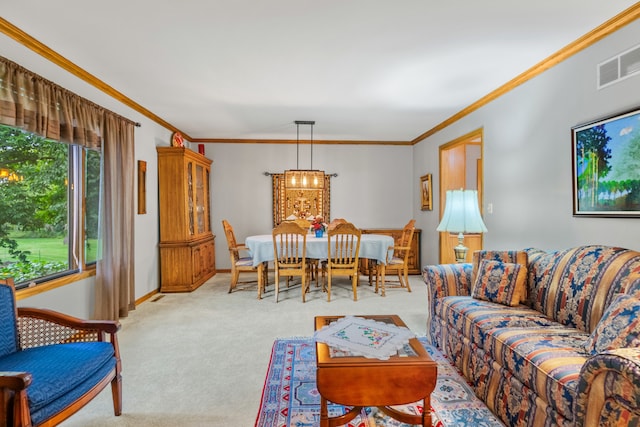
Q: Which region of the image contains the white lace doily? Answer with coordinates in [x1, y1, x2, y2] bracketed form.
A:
[314, 316, 415, 360]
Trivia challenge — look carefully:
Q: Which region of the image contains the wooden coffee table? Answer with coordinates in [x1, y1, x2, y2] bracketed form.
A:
[314, 314, 437, 427]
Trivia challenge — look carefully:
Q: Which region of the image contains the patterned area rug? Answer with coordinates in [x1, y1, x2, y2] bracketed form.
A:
[255, 337, 505, 427]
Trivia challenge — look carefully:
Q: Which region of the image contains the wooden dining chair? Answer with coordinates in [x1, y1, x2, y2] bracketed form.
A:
[316, 218, 348, 284]
[375, 219, 416, 296]
[222, 219, 267, 298]
[326, 217, 347, 231]
[292, 218, 311, 231]
[272, 222, 309, 302]
[293, 217, 324, 287]
[324, 222, 361, 301]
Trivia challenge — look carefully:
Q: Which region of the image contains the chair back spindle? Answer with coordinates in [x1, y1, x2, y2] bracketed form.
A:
[272, 222, 308, 302]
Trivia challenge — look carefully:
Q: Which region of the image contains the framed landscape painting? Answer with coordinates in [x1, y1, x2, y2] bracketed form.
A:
[572, 107, 640, 217]
[420, 173, 432, 211]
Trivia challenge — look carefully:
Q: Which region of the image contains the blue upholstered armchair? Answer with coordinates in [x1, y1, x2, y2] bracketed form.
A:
[0, 278, 122, 427]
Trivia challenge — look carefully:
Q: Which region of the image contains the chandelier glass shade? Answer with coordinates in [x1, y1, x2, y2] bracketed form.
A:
[285, 120, 325, 190]
[284, 169, 325, 189]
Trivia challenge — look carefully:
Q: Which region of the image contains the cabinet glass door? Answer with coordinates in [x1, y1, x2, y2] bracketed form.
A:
[187, 162, 194, 235]
[195, 164, 205, 234]
[206, 169, 211, 232]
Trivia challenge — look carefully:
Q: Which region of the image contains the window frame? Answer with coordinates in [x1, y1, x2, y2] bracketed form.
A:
[0, 128, 99, 293]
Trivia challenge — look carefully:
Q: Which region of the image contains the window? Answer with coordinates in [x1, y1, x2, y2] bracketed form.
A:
[85, 149, 100, 265]
[0, 124, 100, 288]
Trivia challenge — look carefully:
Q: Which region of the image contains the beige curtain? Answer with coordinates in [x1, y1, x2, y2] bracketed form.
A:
[95, 114, 135, 319]
[0, 55, 135, 320]
[0, 58, 102, 147]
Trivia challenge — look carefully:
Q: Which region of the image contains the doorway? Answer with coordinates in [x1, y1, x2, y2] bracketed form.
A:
[438, 129, 484, 263]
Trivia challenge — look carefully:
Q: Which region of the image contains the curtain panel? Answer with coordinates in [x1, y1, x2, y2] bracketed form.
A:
[0, 55, 135, 320]
[95, 114, 135, 320]
[0, 57, 105, 148]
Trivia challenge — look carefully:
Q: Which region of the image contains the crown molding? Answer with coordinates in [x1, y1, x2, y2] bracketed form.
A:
[190, 138, 411, 145]
[2, 3, 639, 146]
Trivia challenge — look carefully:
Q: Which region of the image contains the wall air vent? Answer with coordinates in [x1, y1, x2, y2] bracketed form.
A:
[598, 44, 640, 89]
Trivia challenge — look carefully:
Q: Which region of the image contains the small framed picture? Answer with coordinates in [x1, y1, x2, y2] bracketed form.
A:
[137, 160, 147, 214]
[420, 173, 432, 211]
[572, 106, 640, 217]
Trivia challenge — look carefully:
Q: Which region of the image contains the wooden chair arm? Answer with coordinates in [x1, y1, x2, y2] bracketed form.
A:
[18, 308, 120, 334]
[230, 243, 252, 255]
[17, 308, 121, 348]
[385, 245, 411, 262]
[0, 372, 32, 391]
[0, 373, 32, 427]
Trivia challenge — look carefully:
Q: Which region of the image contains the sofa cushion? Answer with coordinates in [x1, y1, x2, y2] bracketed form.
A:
[584, 293, 640, 355]
[472, 250, 528, 303]
[529, 246, 640, 333]
[435, 296, 560, 352]
[485, 326, 588, 421]
[471, 260, 524, 306]
[0, 342, 115, 413]
[524, 247, 567, 314]
[437, 296, 590, 421]
[29, 354, 116, 425]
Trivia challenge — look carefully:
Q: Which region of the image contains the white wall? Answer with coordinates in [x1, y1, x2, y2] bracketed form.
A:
[414, 20, 640, 265]
[207, 142, 413, 270]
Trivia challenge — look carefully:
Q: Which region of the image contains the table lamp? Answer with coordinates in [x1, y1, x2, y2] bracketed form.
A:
[436, 189, 488, 263]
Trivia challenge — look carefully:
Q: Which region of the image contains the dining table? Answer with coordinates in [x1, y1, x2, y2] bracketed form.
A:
[245, 232, 395, 295]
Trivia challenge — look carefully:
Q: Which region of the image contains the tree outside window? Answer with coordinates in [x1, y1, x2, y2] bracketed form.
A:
[0, 125, 99, 286]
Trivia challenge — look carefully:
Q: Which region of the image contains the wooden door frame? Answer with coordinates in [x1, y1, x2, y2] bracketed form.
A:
[438, 128, 484, 263]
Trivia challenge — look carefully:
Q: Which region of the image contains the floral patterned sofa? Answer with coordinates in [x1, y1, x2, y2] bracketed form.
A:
[423, 245, 640, 427]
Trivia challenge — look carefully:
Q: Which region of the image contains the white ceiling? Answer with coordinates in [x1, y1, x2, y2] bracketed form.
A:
[1, 1, 638, 142]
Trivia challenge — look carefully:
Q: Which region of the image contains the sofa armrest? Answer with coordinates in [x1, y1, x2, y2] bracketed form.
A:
[17, 307, 120, 349]
[423, 263, 473, 345]
[422, 263, 473, 301]
[576, 348, 640, 427]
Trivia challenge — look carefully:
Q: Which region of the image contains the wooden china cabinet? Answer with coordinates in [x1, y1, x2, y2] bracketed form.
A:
[157, 147, 216, 292]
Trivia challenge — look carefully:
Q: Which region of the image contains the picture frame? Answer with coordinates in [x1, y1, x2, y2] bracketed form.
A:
[572, 106, 640, 217]
[420, 173, 432, 211]
[137, 160, 147, 215]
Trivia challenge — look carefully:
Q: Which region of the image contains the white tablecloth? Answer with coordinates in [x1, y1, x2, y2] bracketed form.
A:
[245, 233, 394, 267]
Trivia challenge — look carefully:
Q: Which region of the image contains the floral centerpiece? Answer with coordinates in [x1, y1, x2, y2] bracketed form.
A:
[310, 216, 326, 236]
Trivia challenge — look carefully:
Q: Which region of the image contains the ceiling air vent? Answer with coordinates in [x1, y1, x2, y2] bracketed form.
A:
[598, 44, 640, 89]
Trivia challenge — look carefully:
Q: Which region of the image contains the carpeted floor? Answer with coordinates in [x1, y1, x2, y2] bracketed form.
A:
[255, 337, 505, 427]
[56, 272, 499, 426]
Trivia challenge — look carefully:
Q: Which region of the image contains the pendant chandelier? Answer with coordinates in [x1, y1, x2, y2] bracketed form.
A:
[284, 120, 325, 189]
